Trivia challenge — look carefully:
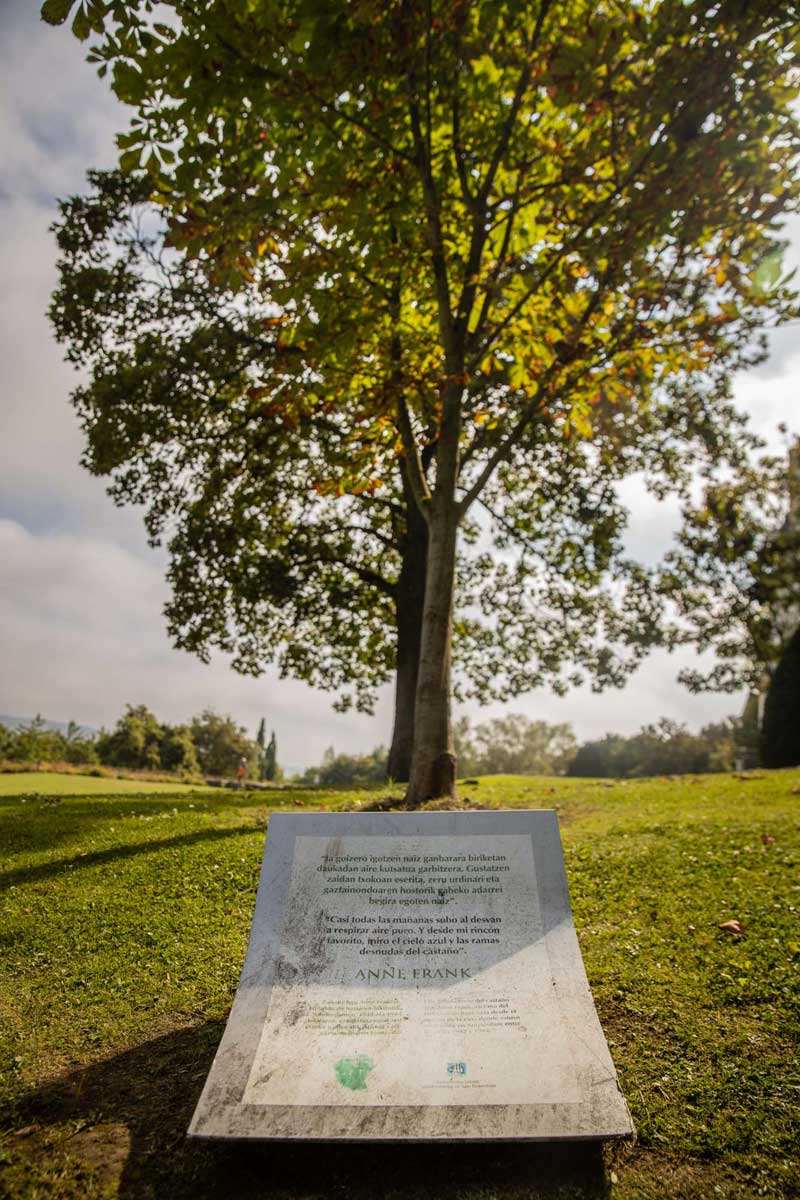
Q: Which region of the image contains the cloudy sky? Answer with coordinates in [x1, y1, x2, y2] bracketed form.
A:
[1, 2, 798, 772]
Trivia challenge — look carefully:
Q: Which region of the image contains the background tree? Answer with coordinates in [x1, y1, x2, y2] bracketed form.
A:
[13, 715, 59, 764]
[95, 704, 163, 770]
[263, 730, 280, 782]
[566, 734, 628, 780]
[92, 704, 199, 772]
[302, 745, 389, 788]
[159, 724, 200, 775]
[661, 443, 800, 695]
[567, 717, 741, 777]
[189, 709, 256, 778]
[60, 728, 100, 766]
[454, 715, 576, 776]
[256, 719, 266, 779]
[0, 718, 98, 766]
[46, 0, 800, 802]
[761, 627, 800, 768]
[0, 724, 14, 761]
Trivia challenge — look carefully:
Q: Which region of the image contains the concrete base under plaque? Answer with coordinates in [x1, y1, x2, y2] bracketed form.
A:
[189, 810, 634, 1142]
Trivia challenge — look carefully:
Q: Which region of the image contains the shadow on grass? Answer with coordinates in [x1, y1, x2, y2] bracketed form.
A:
[4, 1022, 609, 1200]
[0, 824, 264, 893]
[0, 792, 273, 870]
[0, 789, 415, 872]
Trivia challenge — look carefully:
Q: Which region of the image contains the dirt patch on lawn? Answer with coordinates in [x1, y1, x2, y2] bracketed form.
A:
[353, 794, 489, 812]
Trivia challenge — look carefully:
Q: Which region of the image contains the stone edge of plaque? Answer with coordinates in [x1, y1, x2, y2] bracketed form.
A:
[188, 810, 635, 1143]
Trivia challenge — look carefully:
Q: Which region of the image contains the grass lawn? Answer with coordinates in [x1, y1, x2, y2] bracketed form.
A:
[0, 772, 219, 797]
[0, 770, 797, 1199]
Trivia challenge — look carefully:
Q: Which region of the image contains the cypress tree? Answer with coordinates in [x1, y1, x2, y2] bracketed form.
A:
[264, 732, 278, 783]
[256, 718, 267, 780]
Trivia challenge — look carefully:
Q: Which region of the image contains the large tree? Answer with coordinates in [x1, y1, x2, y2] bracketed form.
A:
[46, 0, 800, 802]
[51, 168, 425, 776]
[51, 165, 695, 781]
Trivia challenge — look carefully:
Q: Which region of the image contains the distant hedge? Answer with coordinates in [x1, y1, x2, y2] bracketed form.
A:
[762, 627, 800, 768]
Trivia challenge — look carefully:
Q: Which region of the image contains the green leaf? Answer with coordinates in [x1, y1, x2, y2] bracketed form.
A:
[72, 3, 91, 41]
[40, 0, 75, 25]
[112, 62, 147, 104]
[116, 129, 144, 150]
[119, 147, 143, 173]
[751, 248, 783, 296]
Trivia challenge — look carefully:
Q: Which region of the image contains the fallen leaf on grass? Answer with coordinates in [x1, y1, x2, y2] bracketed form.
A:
[719, 919, 746, 937]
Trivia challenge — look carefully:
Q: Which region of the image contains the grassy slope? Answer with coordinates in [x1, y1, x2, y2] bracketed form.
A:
[0, 772, 219, 796]
[0, 771, 797, 1200]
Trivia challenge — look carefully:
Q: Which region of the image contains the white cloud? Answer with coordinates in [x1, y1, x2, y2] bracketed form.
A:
[477, 650, 740, 744]
[0, 1, 142, 545]
[0, 519, 394, 770]
[0, 0, 120, 198]
[0, 516, 740, 766]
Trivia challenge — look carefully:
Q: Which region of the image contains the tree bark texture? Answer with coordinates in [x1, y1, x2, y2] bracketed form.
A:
[404, 492, 459, 805]
[387, 493, 428, 782]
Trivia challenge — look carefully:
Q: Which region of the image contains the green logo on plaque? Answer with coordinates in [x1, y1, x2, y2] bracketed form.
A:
[334, 1055, 374, 1091]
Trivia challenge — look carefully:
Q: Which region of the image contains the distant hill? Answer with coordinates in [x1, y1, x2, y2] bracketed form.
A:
[0, 714, 98, 737]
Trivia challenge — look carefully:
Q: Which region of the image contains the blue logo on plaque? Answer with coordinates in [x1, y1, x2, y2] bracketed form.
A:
[447, 1061, 467, 1077]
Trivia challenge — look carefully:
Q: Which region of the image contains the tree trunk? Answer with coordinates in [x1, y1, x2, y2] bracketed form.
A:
[404, 493, 459, 805]
[387, 494, 428, 782]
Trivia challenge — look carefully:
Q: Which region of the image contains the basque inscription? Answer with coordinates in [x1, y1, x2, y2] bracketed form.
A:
[242, 835, 579, 1108]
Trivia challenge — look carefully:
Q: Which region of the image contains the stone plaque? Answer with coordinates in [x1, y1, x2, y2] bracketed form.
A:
[189, 811, 633, 1141]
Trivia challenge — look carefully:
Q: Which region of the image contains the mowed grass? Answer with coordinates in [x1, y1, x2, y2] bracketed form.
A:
[0, 772, 219, 796]
[0, 771, 797, 1200]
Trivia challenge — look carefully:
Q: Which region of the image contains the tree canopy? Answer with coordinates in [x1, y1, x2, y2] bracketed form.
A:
[661, 443, 800, 694]
[50, 165, 715, 767]
[45, 0, 800, 801]
[190, 708, 256, 776]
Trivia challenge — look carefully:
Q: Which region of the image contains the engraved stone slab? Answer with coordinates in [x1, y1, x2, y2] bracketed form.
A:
[189, 810, 634, 1142]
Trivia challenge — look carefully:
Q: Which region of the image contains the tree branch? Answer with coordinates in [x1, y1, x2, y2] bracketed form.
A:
[457, 386, 547, 518]
[406, 88, 456, 362]
[395, 394, 432, 523]
[454, 2, 553, 350]
[204, 11, 416, 166]
[476, 0, 553, 206]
